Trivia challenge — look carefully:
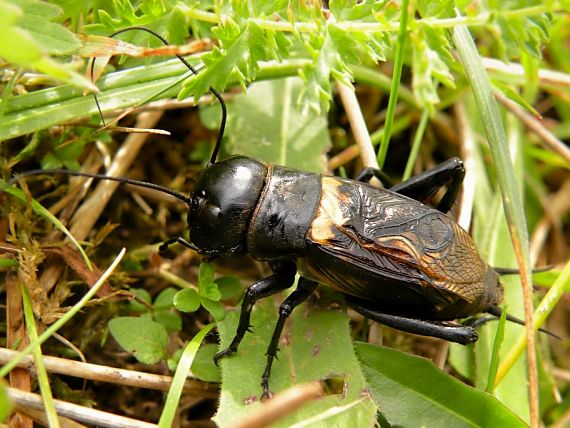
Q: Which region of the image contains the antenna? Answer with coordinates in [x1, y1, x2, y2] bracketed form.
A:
[486, 306, 560, 339]
[8, 169, 191, 205]
[91, 26, 227, 165]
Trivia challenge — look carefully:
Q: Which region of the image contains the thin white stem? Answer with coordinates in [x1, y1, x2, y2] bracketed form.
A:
[8, 387, 157, 428]
[336, 81, 379, 171]
[0, 347, 217, 397]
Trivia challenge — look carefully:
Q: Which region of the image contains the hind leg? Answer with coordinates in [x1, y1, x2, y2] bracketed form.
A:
[346, 297, 478, 345]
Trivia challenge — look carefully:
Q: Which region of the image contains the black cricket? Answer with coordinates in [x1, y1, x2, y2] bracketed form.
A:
[8, 27, 546, 400]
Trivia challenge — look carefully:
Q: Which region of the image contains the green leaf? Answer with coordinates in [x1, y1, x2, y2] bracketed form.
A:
[0, 0, 92, 90]
[225, 77, 331, 173]
[411, 24, 455, 113]
[200, 298, 225, 321]
[48, 0, 92, 25]
[108, 316, 168, 365]
[198, 262, 215, 287]
[154, 310, 182, 333]
[417, 0, 454, 18]
[198, 262, 222, 301]
[355, 343, 526, 427]
[0, 257, 18, 268]
[154, 287, 177, 310]
[330, 0, 387, 21]
[216, 276, 243, 301]
[486, 305, 508, 392]
[532, 270, 568, 290]
[479, 1, 553, 61]
[12, 0, 61, 19]
[492, 80, 541, 117]
[214, 291, 376, 427]
[167, 347, 183, 372]
[181, 20, 254, 99]
[298, 30, 350, 114]
[0, 1, 42, 64]
[328, 22, 387, 65]
[128, 288, 152, 312]
[200, 282, 222, 302]
[190, 343, 222, 383]
[14, 0, 81, 54]
[173, 288, 201, 313]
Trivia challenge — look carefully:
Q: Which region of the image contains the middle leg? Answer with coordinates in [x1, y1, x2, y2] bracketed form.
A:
[261, 277, 319, 399]
[214, 260, 297, 365]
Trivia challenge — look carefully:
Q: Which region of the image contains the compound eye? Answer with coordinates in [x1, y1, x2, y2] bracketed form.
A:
[190, 196, 200, 211]
[191, 189, 205, 204]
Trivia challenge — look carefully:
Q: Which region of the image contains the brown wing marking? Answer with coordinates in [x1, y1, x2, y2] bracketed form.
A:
[310, 177, 350, 242]
[308, 176, 489, 309]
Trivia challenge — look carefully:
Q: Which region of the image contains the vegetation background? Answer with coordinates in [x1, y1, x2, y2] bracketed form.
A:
[0, 0, 569, 427]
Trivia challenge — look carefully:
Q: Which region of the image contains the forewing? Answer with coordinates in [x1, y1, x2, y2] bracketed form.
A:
[306, 177, 487, 309]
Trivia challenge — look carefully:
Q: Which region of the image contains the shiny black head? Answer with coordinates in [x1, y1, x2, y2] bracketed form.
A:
[188, 156, 267, 256]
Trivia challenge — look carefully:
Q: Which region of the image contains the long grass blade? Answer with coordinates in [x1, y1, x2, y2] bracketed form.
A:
[453, 19, 539, 427]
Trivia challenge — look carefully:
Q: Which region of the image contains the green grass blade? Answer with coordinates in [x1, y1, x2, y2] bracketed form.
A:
[377, 0, 410, 169]
[486, 305, 507, 392]
[497, 258, 570, 385]
[158, 324, 214, 428]
[0, 248, 125, 378]
[0, 58, 305, 142]
[402, 109, 429, 180]
[453, 20, 539, 425]
[21, 285, 60, 428]
[0, 58, 192, 141]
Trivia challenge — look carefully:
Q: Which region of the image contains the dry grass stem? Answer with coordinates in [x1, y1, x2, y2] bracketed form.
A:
[234, 381, 324, 428]
[495, 91, 570, 163]
[482, 57, 570, 87]
[336, 81, 379, 170]
[454, 102, 477, 230]
[530, 178, 570, 264]
[327, 144, 360, 171]
[16, 407, 87, 428]
[37, 110, 164, 297]
[0, 347, 218, 397]
[8, 387, 157, 428]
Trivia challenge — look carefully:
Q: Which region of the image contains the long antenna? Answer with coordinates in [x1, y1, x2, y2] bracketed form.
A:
[494, 265, 552, 275]
[8, 169, 191, 205]
[91, 26, 227, 165]
[486, 305, 559, 339]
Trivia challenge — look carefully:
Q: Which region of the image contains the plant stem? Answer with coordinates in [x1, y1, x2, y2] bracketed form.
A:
[453, 20, 539, 428]
[377, 0, 410, 169]
[181, 3, 559, 33]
